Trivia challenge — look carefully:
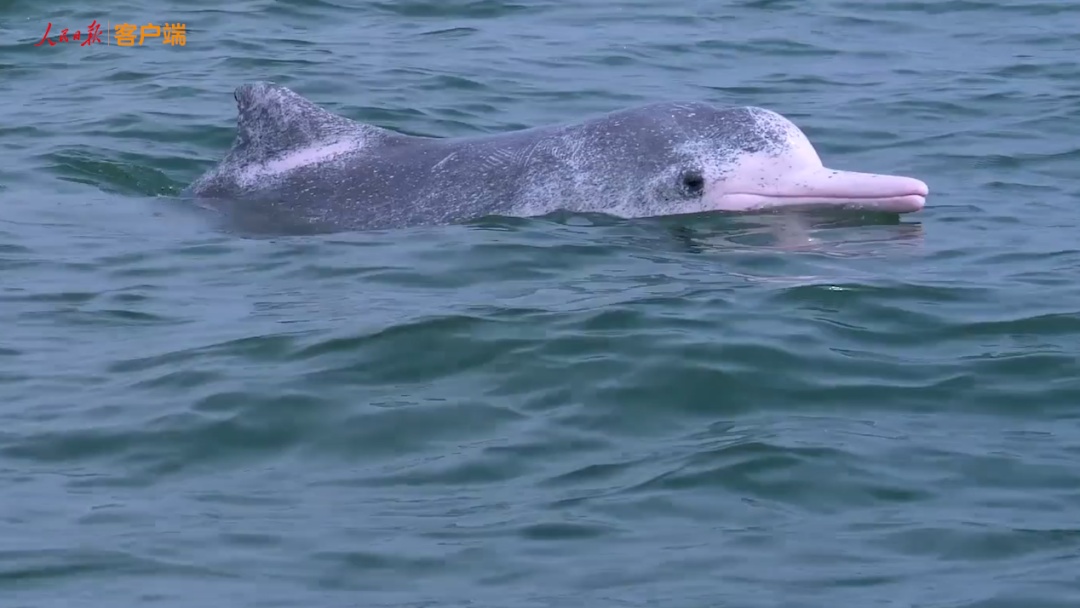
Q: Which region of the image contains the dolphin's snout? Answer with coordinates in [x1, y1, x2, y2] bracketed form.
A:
[787, 168, 929, 212]
[721, 166, 929, 214]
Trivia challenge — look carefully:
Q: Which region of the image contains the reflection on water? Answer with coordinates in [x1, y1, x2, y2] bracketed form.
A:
[657, 210, 924, 257]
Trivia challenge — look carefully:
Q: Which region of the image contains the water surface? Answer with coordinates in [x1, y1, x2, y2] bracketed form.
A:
[2, 1, 1080, 606]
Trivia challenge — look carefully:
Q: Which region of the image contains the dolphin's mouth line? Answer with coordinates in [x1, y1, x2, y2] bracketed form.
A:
[729, 193, 926, 200]
[720, 192, 927, 214]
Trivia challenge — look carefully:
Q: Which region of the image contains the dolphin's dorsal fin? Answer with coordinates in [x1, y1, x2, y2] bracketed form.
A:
[227, 81, 382, 164]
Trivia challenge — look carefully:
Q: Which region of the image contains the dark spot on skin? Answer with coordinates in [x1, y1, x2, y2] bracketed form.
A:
[680, 169, 705, 197]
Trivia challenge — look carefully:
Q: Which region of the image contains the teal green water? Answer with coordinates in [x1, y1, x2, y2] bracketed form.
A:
[3, 1, 1080, 606]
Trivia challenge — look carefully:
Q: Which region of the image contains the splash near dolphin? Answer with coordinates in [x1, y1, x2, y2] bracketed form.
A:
[184, 82, 929, 232]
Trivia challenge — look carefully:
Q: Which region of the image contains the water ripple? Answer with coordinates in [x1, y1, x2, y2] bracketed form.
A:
[4, 0, 1080, 606]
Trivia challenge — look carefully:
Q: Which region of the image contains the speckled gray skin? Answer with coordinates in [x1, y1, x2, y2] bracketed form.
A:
[185, 82, 928, 232]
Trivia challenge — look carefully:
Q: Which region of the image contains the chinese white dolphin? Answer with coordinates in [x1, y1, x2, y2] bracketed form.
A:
[184, 82, 928, 232]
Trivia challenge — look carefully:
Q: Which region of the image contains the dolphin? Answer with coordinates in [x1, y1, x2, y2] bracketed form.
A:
[184, 82, 929, 232]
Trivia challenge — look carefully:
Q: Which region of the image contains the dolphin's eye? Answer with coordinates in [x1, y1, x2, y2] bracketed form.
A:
[679, 169, 705, 197]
